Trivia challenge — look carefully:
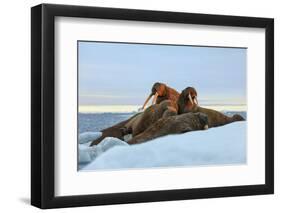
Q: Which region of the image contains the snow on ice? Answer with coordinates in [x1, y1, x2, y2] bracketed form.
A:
[79, 121, 246, 170]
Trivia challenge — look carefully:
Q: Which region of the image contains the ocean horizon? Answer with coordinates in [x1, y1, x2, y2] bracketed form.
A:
[79, 104, 247, 114]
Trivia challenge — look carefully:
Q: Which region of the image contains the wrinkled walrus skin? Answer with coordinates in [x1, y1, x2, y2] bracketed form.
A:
[191, 106, 244, 128]
[90, 113, 139, 146]
[153, 82, 180, 105]
[124, 100, 178, 137]
[178, 87, 245, 128]
[141, 82, 180, 109]
[91, 83, 179, 146]
[128, 112, 208, 144]
[90, 100, 178, 146]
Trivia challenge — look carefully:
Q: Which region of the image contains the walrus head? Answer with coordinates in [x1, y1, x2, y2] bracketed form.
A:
[178, 87, 198, 114]
[232, 114, 245, 121]
[142, 82, 167, 109]
[195, 112, 209, 130]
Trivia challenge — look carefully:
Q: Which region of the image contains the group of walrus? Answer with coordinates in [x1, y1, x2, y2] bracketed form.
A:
[90, 83, 245, 146]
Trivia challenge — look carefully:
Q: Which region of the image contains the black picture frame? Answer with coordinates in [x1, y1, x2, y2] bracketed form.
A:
[31, 3, 274, 209]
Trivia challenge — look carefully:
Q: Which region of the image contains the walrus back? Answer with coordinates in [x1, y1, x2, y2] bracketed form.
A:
[90, 113, 140, 146]
[132, 100, 175, 136]
[128, 112, 208, 144]
[196, 106, 245, 128]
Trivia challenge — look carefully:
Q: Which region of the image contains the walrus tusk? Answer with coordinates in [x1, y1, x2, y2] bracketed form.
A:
[188, 93, 194, 105]
[142, 93, 153, 109]
[152, 92, 159, 105]
[194, 96, 198, 105]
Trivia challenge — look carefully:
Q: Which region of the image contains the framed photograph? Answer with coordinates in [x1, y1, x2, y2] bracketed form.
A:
[31, 3, 274, 209]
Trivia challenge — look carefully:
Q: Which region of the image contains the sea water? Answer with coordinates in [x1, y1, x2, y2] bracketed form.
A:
[78, 111, 246, 134]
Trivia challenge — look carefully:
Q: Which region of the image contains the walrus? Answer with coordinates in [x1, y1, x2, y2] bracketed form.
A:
[90, 101, 177, 146]
[90, 114, 138, 146]
[178, 87, 245, 128]
[123, 100, 178, 137]
[142, 82, 180, 109]
[128, 112, 209, 144]
[91, 83, 179, 146]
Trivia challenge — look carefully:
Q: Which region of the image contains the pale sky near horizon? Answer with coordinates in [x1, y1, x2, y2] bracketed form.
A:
[78, 41, 246, 106]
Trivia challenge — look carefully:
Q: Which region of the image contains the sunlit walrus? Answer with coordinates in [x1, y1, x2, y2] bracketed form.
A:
[122, 82, 180, 137]
[128, 112, 209, 144]
[177, 87, 245, 128]
[90, 114, 138, 146]
[91, 83, 179, 146]
[123, 100, 178, 137]
[141, 82, 180, 109]
[90, 101, 177, 146]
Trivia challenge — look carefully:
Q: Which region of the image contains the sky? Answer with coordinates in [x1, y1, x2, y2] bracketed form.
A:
[78, 41, 246, 106]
